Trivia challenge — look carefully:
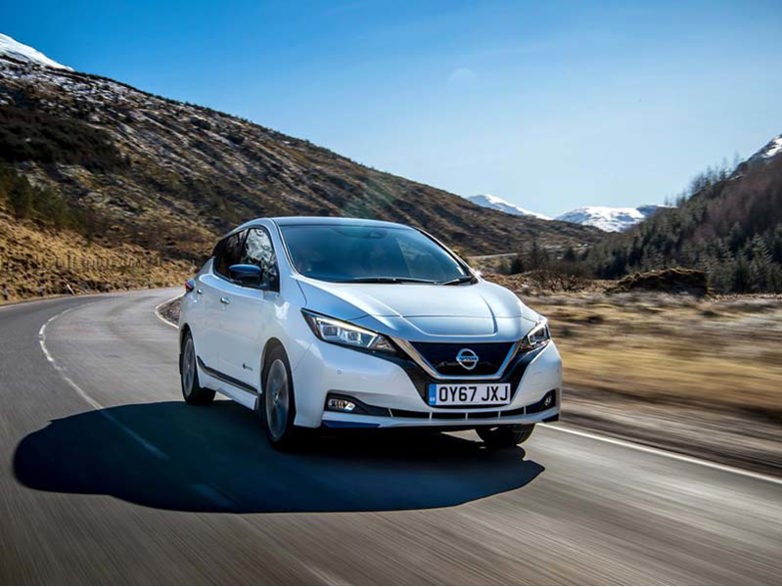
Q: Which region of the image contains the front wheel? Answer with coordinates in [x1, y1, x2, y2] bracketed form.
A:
[180, 331, 215, 405]
[476, 424, 535, 448]
[259, 345, 303, 451]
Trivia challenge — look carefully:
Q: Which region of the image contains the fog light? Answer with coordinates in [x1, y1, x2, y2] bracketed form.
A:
[543, 392, 554, 408]
[327, 398, 356, 412]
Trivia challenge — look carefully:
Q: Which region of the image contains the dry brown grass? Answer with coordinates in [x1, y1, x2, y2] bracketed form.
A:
[523, 290, 782, 417]
[0, 208, 194, 301]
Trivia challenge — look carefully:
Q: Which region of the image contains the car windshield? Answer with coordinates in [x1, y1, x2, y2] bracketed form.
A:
[280, 224, 471, 284]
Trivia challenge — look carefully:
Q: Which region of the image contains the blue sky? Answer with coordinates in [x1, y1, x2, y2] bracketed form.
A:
[2, 0, 781, 216]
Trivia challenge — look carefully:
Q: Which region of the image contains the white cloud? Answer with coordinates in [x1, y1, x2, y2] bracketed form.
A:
[448, 67, 476, 86]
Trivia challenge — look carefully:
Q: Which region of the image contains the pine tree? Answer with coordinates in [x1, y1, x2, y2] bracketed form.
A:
[748, 234, 773, 291]
[733, 257, 751, 293]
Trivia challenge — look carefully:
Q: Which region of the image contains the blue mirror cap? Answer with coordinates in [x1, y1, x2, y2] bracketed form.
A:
[229, 264, 262, 276]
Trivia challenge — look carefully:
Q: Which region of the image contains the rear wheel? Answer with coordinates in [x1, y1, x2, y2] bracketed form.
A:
[476, 424, 534, 448]
[259, 345, 303, 450]
[180, 331, 215, 405]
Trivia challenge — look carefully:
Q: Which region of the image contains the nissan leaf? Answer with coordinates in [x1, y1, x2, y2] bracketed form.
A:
[178, 217, 562, 450]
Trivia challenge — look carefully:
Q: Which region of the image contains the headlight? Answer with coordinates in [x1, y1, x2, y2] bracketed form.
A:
[302, 310, 396, 353]
[520, 320, 550, 353]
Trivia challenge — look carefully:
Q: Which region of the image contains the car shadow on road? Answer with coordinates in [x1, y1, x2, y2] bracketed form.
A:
[13, 400, 544, 513]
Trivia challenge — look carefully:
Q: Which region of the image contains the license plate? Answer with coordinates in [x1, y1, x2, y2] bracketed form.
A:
[428, 382, 512, 407]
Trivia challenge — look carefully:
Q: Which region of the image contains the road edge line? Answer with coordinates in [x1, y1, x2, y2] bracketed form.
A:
[38, 307, 169, 461]
[154, 295, 181, 329]
[542, 423, 782, 485]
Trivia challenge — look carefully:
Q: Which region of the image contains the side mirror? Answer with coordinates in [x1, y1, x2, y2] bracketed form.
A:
[229, 264, 263, 287]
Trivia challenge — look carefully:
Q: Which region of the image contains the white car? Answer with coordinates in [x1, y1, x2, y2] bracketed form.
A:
[179, 217, 562, 450]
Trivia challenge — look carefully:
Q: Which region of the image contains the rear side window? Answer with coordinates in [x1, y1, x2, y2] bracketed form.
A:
[241, 228, 279, 290]
[214, 230, 247, 278]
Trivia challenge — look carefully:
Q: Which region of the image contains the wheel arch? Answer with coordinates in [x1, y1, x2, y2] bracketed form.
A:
[260, 337, 286, 381]
[178, 324, 192, 374]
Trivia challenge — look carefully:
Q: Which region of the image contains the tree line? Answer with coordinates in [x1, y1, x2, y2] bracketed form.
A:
[505, 158, 782, 293]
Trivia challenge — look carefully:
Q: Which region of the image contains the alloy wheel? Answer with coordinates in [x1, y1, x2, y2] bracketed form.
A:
[265, 359, 290, 441]
[182, 337, 196, 397]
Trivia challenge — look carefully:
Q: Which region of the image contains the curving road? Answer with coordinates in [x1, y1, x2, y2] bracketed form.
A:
[0, 290, 780, 584]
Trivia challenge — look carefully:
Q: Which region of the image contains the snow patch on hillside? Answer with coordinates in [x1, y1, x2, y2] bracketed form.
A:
[0, 33, 71, 70]
[467, 194, 550, 219]
[555, 205, 667, 232]
[751, 135, 782, 162]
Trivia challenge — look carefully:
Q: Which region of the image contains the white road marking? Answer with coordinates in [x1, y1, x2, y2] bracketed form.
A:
[543, 423, 782, 486]
[39, 307, 168, 460]
[39, 300, 238, 509]
[307, 565, 351, 586]
[154, 294, 181, 329]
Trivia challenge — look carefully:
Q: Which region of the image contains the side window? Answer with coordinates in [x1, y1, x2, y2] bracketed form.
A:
[214, 230, 247, 278]
[241, 228, 279, 290]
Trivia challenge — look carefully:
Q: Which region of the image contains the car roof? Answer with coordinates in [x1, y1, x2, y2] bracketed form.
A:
[221, 216, 416, 240]
[271, 216, 412, 229]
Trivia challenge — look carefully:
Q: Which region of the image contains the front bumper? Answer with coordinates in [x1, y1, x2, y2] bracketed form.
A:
[321, 405, 559, 429]
[291, 337, 563, 429]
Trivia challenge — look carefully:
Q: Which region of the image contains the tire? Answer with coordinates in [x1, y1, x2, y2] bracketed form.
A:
[476, 424, 535, 449]
[180, 331, 215, 405]
[259, 345, 303, 450]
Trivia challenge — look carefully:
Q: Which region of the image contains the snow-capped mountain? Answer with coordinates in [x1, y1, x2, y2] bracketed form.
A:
[468, 192, 665, 231]
[0, 33, 71, 70]
[467, 194, 551, 220]
[555, 205, 667, 232]
[746, 134, 782, 168]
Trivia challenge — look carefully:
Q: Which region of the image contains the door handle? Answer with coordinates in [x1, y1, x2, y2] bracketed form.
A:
[220, 296, 231, 305]
[196, 288, 203, 295]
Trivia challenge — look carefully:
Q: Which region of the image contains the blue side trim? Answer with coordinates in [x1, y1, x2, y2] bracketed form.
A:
[197, 356, 258, 394]
[322, 420, 381, 429]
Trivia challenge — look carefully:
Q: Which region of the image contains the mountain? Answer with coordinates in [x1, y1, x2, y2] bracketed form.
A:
[583, 135, 782, 293]
[467, 193, 666, 232]
[467, 194, 550, 220]
[0, 33, 71, 70]
[0, 37, 600, 298]
[555, 205, 667, 232]
[745, 134, 782, 169]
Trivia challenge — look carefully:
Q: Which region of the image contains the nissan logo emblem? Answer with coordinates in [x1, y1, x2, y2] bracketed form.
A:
[456, 348, 479, 371]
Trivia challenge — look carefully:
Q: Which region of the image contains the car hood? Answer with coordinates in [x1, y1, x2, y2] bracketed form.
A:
[295, 276, 540, 339]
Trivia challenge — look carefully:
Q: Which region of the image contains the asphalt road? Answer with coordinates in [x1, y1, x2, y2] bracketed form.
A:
[0, 289, 780, 584]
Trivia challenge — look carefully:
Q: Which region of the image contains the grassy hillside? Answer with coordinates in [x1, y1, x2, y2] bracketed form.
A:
[0, 55, 599, 278]
[583, 154, 782, 292]
[0, 203, 193, 301]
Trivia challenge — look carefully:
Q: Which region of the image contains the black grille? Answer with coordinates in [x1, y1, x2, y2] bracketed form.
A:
[410, 342, 515, 376]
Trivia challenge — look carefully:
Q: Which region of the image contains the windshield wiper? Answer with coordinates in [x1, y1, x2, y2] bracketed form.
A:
[439, 275, 475, 286]
[342, 277, 439, 284]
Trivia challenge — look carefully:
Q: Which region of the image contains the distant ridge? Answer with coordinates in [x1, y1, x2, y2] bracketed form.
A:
[468, 192, 668, 232]
[555, 205, 669, 232]
[467, 194, 550, 220]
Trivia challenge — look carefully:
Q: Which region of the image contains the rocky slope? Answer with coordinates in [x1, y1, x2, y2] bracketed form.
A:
[0, 39, 600, 280]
